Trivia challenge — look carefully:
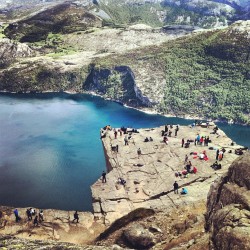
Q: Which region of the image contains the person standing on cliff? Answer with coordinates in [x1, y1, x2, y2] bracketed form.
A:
[175, 125, 179, 136]
[33, 215, 39, 226]
[114, 129, 118, 139]
[137, 148, 142, 158]
[181, 138, 185, 147]
[13, 208, 21, 222]
[173, 181, 179, 194]
[216, 149, 219, 160]
[102, 171, 107, 183]
[124, 135, 129, 145]
[26, 208, 32, 221]
[73, 211, 79, 223]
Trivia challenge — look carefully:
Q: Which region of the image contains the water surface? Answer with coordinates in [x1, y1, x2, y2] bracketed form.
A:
[0, 93, 249, 211]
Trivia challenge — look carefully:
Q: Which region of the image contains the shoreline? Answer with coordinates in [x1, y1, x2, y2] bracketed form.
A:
[0, 90, 248, 126]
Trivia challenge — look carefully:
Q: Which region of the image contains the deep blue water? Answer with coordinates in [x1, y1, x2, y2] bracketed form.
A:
[0, 93, 249, 211]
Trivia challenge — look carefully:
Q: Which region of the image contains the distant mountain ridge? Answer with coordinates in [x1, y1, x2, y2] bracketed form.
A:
[0, 0, 249, 27]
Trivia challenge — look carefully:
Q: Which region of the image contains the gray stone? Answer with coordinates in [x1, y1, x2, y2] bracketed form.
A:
[122, 224, 155, 249]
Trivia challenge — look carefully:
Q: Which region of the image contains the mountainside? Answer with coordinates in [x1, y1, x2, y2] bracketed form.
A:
[0, 1, 249, 123]
[3, 2, 102, 42]
[0, 0, 249, 28]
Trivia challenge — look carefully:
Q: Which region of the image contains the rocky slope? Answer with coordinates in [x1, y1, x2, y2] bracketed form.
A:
[3, 2, 102, 42]
[205, 152, 250, 250]
[0, 20, 250, 123]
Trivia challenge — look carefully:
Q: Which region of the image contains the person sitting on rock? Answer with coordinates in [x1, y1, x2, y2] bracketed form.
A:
[137, 148, 142, 158]
[211, 161, 222, 170]
[118, 178, 126, 186]
[149, 137, 153, 141]
[144, 137, 149, 142]
[163, 136, 168, 144]
[180, 187, 188, 195]
[192, 166, 197, 174]
[235, 148, 243, 155]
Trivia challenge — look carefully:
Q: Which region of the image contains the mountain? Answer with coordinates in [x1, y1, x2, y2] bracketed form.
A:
[0, 1, 249, 123]
[0, 0, 249, 28]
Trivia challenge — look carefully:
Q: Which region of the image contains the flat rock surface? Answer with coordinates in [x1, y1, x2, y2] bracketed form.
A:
[0, 206, 105, 245]
[92, 124, 242, 224]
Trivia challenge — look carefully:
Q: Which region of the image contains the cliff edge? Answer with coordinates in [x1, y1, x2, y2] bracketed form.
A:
[205, 153, 250, 250]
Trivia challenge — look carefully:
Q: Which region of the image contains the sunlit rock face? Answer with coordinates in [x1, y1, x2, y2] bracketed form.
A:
[206, 153, 250, 250]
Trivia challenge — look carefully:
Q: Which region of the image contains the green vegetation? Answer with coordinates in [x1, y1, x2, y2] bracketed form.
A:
[0, 24, 8, 38]
[94, 27, 250, 124]
[99, 1, 227, 29]
[161, 30, 250, 123]
[99, 1, 163, 27]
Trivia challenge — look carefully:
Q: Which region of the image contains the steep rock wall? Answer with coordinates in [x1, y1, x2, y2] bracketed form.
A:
[206, 153, 250, 250]
[83, 65, 151, 107]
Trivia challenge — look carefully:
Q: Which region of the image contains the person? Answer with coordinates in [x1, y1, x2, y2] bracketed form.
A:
[124, 135, 129, 146]
[26, 208, 32, 221]
[211, 161, 222, 170]
[235, 148, 243, 155]
[119, 129, 122, 136]
[33, 215, 39, 226]
[118, 178, 126, 186]
[181, 138, 185, 147]
[173, 181, 179, 194]
[186, 161, 192, 173]
[216, 149, 219, 160]
[102, 171, 107, 183]
[144, 137, 149, 142]
[192, 166, 197, 174]
[168, 130, 172, 137]
[175, 126, 179, 136]
[163, 136, 168, 144]
[180, 187, 188, 195]
[196, 134, 200, 145]
[218, 150, 223, 161]
[137, 148, 142, 158]
[13, 208, 20, 222]
[73, 211, 79, 223]
[165, 124, 168, 133]
[149, 137, 153, 141]
[30, 208, 36, 216]
[114, 129, 118, 139]
[184, 154, 188, 163]
[39, 210, 44, 222]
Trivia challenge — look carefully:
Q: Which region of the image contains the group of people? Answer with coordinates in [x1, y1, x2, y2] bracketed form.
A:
[161, 124, 180, 145]
[13, 208, 81, 225]
[195, 134, 210, 146]
[13, 208, 44, 226]
[173, 181, 188, 195]
[216, 148, 225, 161]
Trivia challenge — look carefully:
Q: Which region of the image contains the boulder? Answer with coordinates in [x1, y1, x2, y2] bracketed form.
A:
[122, 224, 155, 249]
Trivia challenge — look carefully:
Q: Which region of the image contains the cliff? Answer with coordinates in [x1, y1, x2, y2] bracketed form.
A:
[91, 124, 242, 225]
[1, 125, 249, 249]
[205, 153, 250, 250]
